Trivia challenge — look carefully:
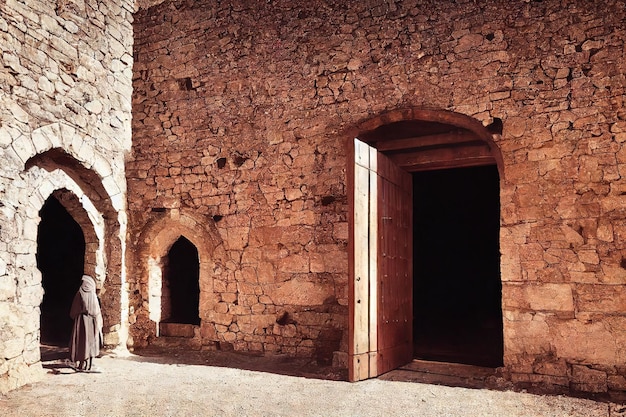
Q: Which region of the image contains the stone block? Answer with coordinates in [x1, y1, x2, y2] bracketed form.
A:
[223, 227, 250, 250]
[221, 292, 237, 303]
[278, 253, 309, 273]
[608, 374, 626, 391]
[504, 283, 574, 312]
[332, 222, 348, 241]
[253, 262, 275, 284]
[533, 359, 568, 377]
[310, 250, 348, 274]
[214, 302, 228, 314]
[599, 265, 626, 284]
[249, 314, 276, 331]
[159, 322, 195, 338]
[571, 365, 608, 393]
[576, 284, 626, 313]
[265, 277, 334, 306]
[16, 284, 43, 307]
[251, 303, 265, 314]
[238, 266, 258, 283]
[552, 320, 620, 365]
[577, 249, 600, 265]
[208, 312, 233, 326]
[222, 331, 236, 342]
[502, 314, 551, 356]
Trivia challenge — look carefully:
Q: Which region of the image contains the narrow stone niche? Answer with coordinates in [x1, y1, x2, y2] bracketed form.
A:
[159, 236, 200, 337]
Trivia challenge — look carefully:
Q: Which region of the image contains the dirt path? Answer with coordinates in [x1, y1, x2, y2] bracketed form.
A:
[1, 349, 622, 417]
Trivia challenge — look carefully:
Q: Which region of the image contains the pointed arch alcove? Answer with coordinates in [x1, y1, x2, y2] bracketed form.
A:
[131, 210, 223, 347]
[347, 108, 505, 381]
[162, 235, 201, 326]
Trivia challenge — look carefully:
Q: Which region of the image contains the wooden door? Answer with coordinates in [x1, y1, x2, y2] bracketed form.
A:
[349, 138, 413, 381]
[376, 151, 413, 375]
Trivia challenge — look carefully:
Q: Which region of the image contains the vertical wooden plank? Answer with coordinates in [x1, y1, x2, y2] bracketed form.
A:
[368, 145, 378, 377]
[353, 163, 370, 356]
[348, 137, 358, 381]
[376, 150, 413, 375]
[350, 138, 375, 381]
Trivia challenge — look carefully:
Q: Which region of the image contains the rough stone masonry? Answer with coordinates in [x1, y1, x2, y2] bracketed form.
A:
[0, 0, 133, 393]
[128, 0, 626, 397]
[1, 0, 626, 398]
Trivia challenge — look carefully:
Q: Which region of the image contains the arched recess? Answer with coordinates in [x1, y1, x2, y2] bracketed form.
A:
[130, 210, 223, 345]
[49, 189, 101, 278]
[37, 189, 99, 346]
[25, 148, 125, 348]
[162, 236, 200, 326]
[346, 108, 505, 381]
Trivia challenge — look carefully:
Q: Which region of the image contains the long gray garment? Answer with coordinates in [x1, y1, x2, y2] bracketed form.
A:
[69, 275, 103, 362]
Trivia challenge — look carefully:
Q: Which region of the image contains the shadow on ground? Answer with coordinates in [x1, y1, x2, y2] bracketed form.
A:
[129, 345, 348, 381]
[41, 343, 347, 381]
[40, 343, 626, 406]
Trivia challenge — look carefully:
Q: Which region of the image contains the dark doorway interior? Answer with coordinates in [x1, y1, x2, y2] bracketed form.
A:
[412, 165, 503, 368]
[164, 236, 200, 325]
[37, 197, 85, 346]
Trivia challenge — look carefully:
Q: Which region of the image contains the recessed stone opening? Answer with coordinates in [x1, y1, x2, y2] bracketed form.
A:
[412, 165, 503, 368]
[161, 236, 200, 326]
[25, 147, 125, 353]
[37, 196, 85, 346]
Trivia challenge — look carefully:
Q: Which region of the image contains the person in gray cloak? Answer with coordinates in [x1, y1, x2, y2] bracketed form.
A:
[69, 275, 103, 372]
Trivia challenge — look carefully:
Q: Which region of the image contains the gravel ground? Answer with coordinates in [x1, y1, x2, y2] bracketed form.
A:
[0, 350, 621, 417]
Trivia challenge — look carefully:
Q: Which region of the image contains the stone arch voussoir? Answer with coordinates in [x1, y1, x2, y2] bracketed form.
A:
[27, 123, 123, 210]
[348, 107, 505, 179]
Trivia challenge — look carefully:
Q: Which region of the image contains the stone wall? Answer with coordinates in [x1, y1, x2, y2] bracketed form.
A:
[0, 0, 133, 393]
[129, 0, 626, 394]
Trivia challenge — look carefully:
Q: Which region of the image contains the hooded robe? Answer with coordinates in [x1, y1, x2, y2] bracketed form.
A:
[69, 275, 103, 362]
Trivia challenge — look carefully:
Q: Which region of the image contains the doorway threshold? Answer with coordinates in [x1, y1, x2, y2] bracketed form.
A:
[378, 359, 505, 390]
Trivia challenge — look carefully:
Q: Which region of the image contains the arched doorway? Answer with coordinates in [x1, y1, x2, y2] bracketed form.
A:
[348, 109, 504, 381]
[26, 146, 126, 351]
[37, 196, 85, 346]
[162, 236, 200, 326]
